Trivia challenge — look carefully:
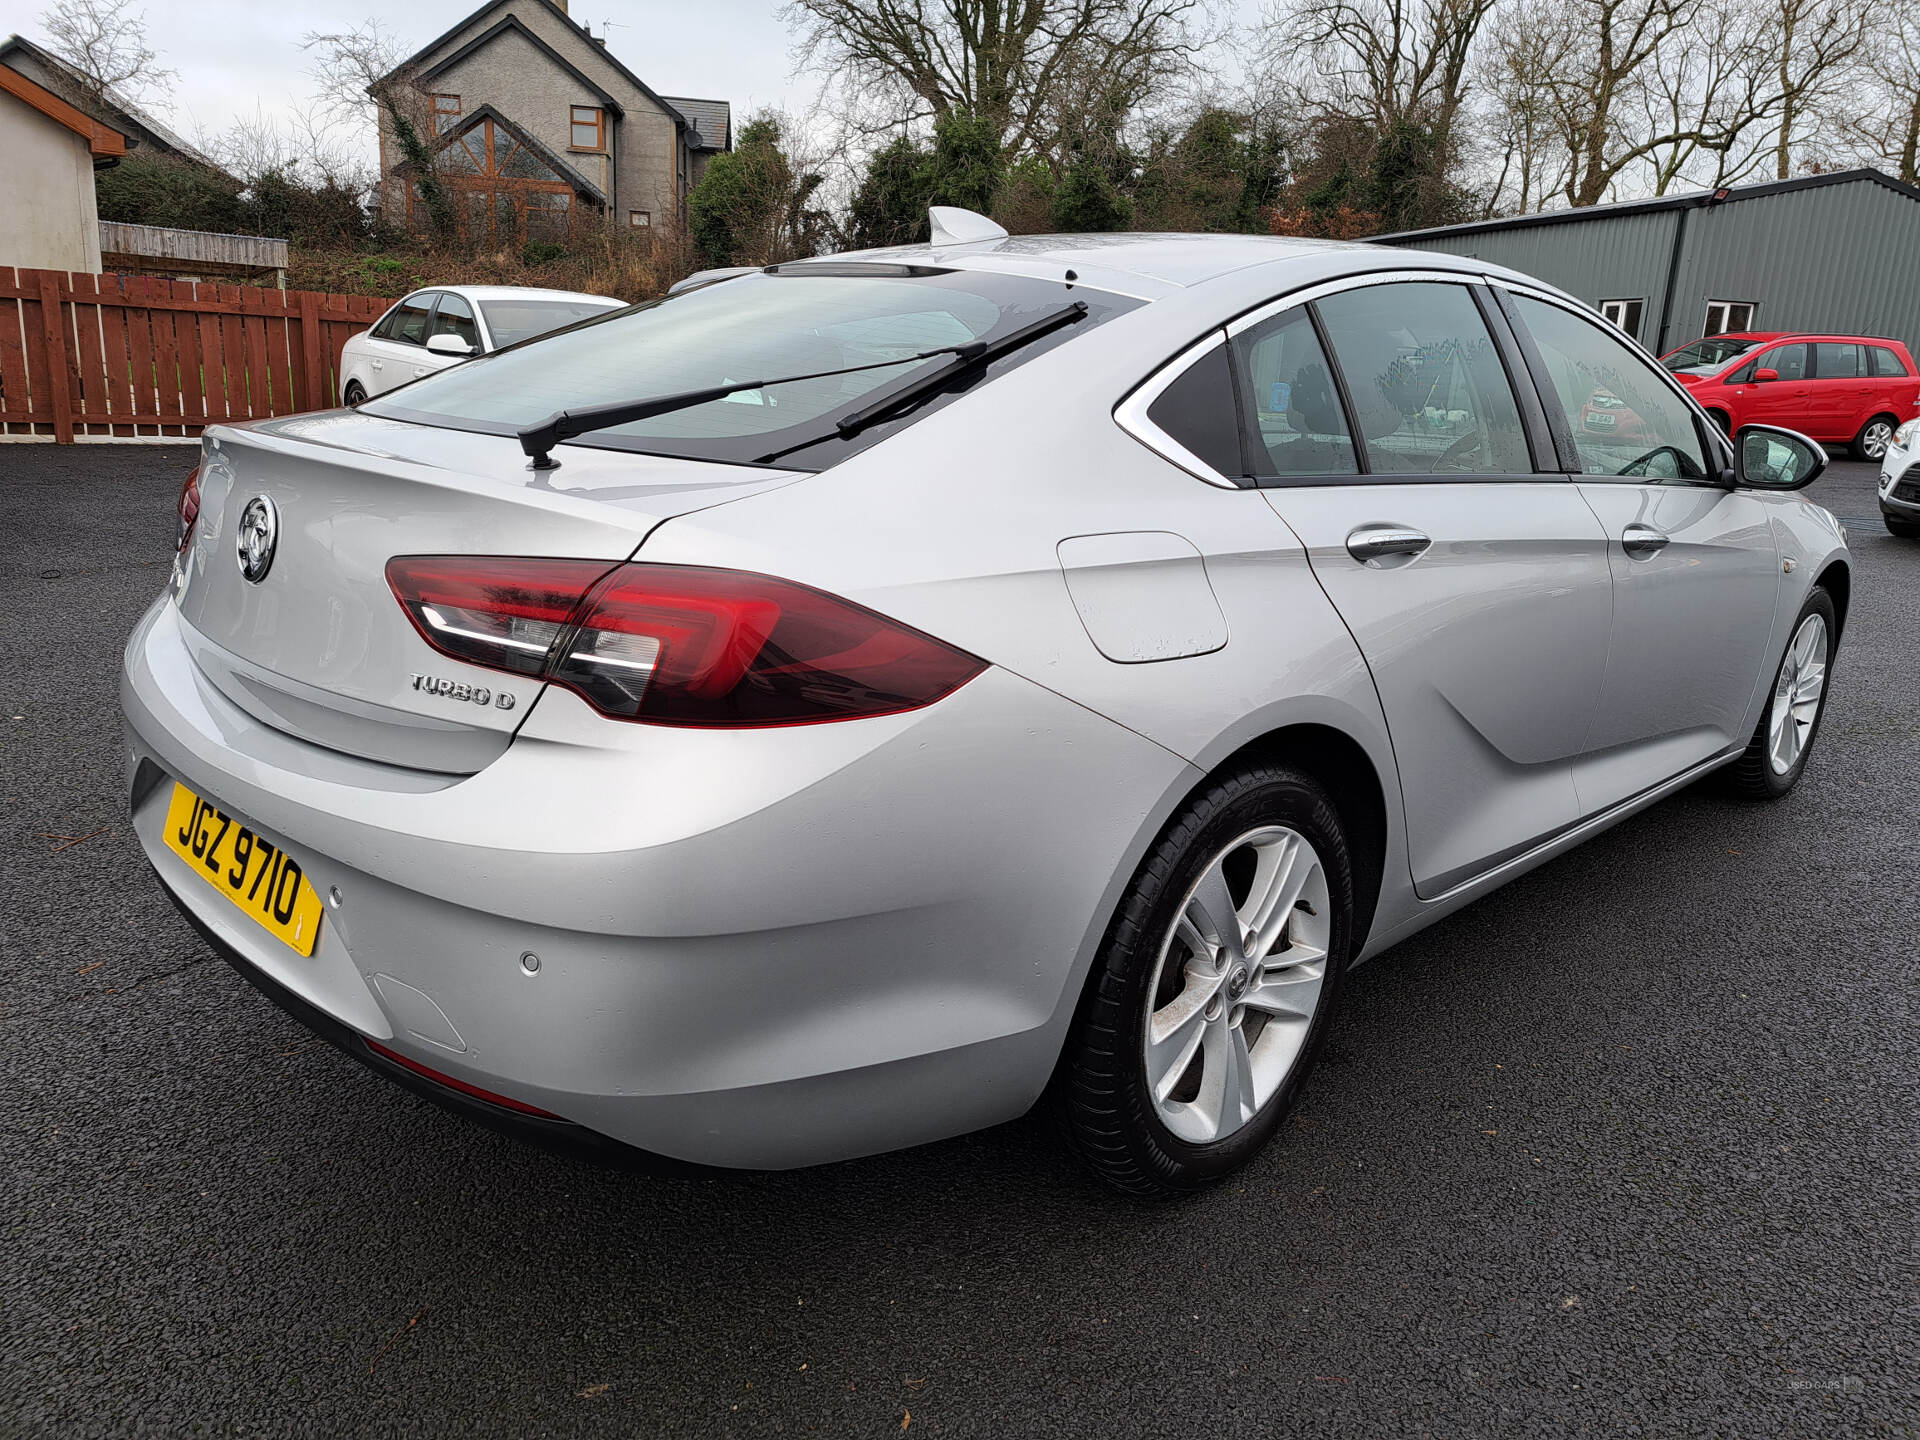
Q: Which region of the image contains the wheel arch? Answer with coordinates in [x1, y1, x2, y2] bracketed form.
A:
[1211, 722, 1388, 953]
[1815, 557, 1851, 643]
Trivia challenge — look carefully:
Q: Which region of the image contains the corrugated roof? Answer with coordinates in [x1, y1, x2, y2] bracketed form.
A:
[0, 34, 225, 172]
[663, 96, 729, 151]
[1373, 168, 1920, 244]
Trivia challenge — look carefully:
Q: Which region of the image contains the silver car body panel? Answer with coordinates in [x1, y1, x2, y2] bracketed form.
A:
[123, 235, 1850, 1168]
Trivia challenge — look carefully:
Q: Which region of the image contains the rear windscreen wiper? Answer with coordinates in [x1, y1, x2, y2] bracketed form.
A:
[515, 300, 1088, 469]
[753, 301, 1089, 465]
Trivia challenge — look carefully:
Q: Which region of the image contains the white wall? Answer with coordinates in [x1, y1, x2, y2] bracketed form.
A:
[0, 92, 103, 272]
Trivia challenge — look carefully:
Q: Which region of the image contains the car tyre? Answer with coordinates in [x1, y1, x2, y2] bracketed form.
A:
[1058, 761, 1352, 1197]
[1853, 415, 1896, 462]
[1707, 409, 1731, 435]
[343, 381, 368, 408]
[1719, 587, 1836, 801]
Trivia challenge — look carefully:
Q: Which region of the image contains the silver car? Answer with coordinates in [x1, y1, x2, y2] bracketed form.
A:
[123, 219, 1848, 1194]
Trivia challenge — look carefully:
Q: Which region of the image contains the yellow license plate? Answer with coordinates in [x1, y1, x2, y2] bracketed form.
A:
[162, 783, 324, 956]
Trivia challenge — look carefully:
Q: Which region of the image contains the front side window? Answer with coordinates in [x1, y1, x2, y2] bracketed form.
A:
[570, 105, 603, 150]
[429, 292, 480, 349]
[376, 294, 435, 346]
[1513, 295, 1711, 483]
[1814, 342, 1864, 378]
[369, 268, 1138, 469]
[1314, 282, 1531, 476]
[1232, 307, 1358, 479]
[1869, 345, 1909, 377]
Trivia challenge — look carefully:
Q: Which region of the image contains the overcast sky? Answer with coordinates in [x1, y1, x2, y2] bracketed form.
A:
[0, 0, 1264, 171]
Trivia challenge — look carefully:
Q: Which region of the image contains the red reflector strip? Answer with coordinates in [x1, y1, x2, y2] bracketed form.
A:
[364, 1038, 560, 1118]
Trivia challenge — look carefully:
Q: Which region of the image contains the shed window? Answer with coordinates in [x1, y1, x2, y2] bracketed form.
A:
[570, 105, 604, 151]
[1599, 298, 1644, 341]
[1703, 300, 1757, 337]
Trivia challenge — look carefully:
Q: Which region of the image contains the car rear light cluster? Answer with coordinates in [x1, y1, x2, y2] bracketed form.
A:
[176, 466, 201, 552]
[386, 556, 985, 727]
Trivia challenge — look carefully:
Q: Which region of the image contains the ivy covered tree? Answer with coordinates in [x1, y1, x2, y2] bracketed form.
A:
[848, 136, 932, 247]
[687, 113, 825, 266]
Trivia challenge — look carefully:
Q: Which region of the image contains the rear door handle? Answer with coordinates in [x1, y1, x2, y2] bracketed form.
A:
[1621, 523, 1670, 557]
[1346, 525, 1432, 566]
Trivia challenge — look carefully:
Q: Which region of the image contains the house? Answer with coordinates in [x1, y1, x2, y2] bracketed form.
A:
[0, 33, 224, 170]
[373, 0, 731, 245]
[1372, 169, 1920, 357]
[0, 61, 124, 271]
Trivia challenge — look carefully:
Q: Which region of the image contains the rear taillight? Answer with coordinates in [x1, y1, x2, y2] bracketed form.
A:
[176, 466, 201, 552]
[386, 557, 985, 727]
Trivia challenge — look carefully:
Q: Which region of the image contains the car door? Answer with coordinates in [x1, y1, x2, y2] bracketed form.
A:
[1502, 291, 1781, 814]
[361, 292, 437, 396]
[1732, 342, 1811, 432]
[1245, 277, 1615, 897]
[1810, 342, 1872, 441]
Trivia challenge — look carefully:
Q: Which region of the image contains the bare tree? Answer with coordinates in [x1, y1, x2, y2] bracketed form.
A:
[1288, 0, 1497, 154]
[1631, 0, 1775, 193]
[1475, 14, 1576, 212]
[783, 0, 1211, 159]
[1842, 10, 1920, 181]
[36, 0, 177, 109]
[302, 21, 454, 237]
[1759, 0, 1869, 178]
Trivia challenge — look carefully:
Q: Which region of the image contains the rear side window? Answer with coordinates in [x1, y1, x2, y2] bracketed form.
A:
[1512, 296, 1710, 482]
[1869, 345, 1909, 377]
[1815, 342, 1864, 378]
[1314, 282, 1531, 475]
[1231, 307, 1357, 479]
[1145, 341, 1244, 479]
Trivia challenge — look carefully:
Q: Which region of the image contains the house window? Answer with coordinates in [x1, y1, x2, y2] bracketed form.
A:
[431, 94, 461, 132]
[1599, 298, 1644, 341]
[628, 210, 650, 228]
[1703, 300, 1757, 337]
[570, 105, 604, 151]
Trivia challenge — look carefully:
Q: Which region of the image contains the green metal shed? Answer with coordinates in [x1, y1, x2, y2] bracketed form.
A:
[1373, 169, 1920, 360]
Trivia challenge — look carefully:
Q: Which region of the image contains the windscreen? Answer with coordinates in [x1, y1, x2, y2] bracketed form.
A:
[480, 298, 623, 347]
[370, 268, 1137, 468]
[1661, 337, 1762, 374]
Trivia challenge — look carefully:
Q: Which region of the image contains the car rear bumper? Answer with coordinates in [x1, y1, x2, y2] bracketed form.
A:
[123, 596, 1192, 1169]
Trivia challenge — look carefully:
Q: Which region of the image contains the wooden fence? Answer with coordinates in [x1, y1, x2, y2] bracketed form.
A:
[0, 267, 387, 442]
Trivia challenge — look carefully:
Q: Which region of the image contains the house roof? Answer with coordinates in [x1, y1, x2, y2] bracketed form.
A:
[663, 96, 729, 151]
[417, 14, 623, 119]
[0, 59, 125, 162]
[0, 34, 221, 171]
[384, 0, 697, 139]
[408, 103, 609, 206]
[1372, 168, 1920, 244]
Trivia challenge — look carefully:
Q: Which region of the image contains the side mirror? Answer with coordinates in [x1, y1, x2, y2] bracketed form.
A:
[1734, 424, 1826, 490]
[425, 333, 474, 357]
[1751, 367, 1778, 383]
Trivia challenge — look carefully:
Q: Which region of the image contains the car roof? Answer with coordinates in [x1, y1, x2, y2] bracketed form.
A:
[1702, 330, 1906, 346]
[414, 285, 625, 306]
[809, 232, 1363, 298]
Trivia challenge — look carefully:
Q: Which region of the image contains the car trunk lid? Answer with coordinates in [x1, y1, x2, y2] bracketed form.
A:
[174, 412, 796, 773]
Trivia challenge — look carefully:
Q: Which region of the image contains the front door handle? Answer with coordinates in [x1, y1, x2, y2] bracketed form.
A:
[1621, 523, 1670, 557]
[1346, 525, 1432, 566]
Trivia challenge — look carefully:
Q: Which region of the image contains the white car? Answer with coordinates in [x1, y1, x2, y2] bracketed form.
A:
[338, 286, 625, 406]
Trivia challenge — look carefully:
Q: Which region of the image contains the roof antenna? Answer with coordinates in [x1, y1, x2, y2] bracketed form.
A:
[929, 206, 1008, 246]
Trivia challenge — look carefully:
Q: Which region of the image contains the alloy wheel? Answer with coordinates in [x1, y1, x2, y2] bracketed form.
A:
[1860, 421, 1892, 460]
[1142, 826, 1331, 1144]
[1768, 612, 1829, 775]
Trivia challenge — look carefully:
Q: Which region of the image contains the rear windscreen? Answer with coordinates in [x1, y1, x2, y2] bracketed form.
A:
[369, 267, 1138, 469]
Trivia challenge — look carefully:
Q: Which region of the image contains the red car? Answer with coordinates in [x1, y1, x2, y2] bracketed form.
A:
[1660, 331, 1920, 461]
